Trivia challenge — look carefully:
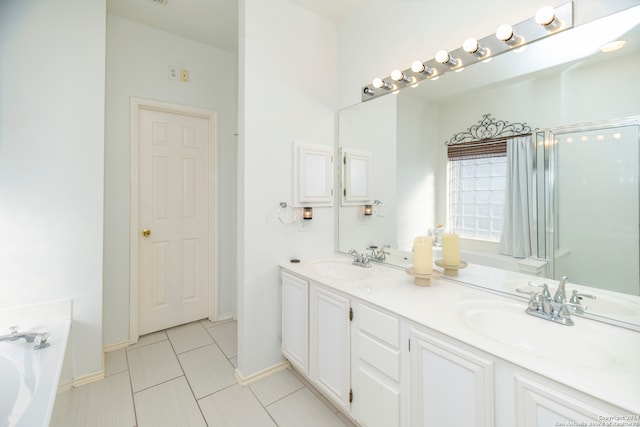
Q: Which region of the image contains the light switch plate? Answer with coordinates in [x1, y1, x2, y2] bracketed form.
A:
[168, 65, 178, 81]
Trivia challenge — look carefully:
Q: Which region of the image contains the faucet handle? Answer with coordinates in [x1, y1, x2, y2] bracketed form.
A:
[569, 290, 596, 304]
[8, 325, 20, 335]
[527, 291, 540, 311]
[564, 300, 588, 315]
[34, 332, 51, 350]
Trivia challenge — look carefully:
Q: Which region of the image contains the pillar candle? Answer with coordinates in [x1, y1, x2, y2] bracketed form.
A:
[413, 236, 433, 275]
[442, 233, 460, 266]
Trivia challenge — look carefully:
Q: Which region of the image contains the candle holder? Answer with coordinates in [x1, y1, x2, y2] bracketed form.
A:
[405, 268, 440, 287]
[434, 259, 468, 277]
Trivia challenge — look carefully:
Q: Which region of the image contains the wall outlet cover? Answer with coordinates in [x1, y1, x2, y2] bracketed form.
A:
[180, 68, 189, 83]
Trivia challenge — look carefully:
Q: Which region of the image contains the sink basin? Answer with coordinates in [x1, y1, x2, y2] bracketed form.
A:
[308, 258, 382, 281]
[458, 300, 618, 369]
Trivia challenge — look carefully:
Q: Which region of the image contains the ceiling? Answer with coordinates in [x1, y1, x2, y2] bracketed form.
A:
[106, 0, 366, 53]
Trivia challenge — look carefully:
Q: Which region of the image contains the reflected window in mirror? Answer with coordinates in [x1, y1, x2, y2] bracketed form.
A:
[448, 156, 506, 242]
[446, 115, 534, 258]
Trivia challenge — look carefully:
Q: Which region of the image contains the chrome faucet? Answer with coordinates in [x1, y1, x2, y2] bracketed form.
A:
[367, 244, 390, 263]
[524, 283, 587, 326]
[553, 276, 569, 303]
[348, 249, 372, 268]
[0, 326, 50, 349]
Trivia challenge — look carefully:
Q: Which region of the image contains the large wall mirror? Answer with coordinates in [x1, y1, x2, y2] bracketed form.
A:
[337, 6, 640, 328]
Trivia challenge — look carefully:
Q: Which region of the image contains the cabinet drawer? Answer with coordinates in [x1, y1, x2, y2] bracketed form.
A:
[358, 331, 401, 382]
[358, 303, 400, 348]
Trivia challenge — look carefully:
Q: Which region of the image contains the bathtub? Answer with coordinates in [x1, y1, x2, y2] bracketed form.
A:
[0, 301, 71, 427]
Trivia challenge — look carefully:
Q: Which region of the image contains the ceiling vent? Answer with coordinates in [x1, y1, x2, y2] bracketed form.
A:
[151, 0, 168, 5]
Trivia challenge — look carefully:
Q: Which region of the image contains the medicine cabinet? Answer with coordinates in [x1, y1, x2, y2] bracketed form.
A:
[294, 141, 333, 207]
[341, 148, 372, 206]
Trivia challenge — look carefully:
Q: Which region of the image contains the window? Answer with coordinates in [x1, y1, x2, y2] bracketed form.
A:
[448, 156, 506, 242]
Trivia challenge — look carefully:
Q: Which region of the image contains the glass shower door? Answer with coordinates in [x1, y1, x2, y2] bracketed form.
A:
[547, 120, 639, 295]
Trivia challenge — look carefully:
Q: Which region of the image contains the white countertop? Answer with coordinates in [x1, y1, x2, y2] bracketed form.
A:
[281, 256, 640, 414]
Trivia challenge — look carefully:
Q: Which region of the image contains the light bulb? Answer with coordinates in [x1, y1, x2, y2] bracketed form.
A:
[535, 6, 556, 27]
[463, 37, 479, 53]
[496, 24, 514, 41]
[411, 61, 425, 73]
[391, 69, 412, 84]
[411, 61, 434, 77]
[463, 37, 487, 58]
[372, 77, 392, 90]
[435, 50, 458, 67]
[435, 50, 449, 63]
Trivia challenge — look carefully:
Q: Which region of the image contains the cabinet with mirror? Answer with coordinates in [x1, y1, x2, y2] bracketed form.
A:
[337, 6, 640, 328]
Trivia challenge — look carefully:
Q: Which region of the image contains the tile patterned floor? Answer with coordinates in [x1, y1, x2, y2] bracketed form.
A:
[51, 319, 356, 427]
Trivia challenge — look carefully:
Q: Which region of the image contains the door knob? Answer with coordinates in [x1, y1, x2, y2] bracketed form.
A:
[142, 229, 151, 237]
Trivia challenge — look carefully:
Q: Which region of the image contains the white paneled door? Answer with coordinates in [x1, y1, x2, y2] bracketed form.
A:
[137, 107, 213, 335]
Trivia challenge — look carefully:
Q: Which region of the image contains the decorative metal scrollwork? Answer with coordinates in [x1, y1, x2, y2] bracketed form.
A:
[445, 113, 532, 145]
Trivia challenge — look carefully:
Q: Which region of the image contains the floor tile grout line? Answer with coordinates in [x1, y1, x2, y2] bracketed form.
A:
[124, 344, 140, 427]
[246, 380, 281, 426]
[259, 377, 306, 410]
[170, 319, 237, 426]
[118, 319, 242, 427]
[174, 350, 211, 426]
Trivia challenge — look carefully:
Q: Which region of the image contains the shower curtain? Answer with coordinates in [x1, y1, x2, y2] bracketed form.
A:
[499, 135, 533, 258]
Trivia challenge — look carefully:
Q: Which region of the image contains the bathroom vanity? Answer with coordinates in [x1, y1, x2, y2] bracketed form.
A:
[281, 257, 640, 427]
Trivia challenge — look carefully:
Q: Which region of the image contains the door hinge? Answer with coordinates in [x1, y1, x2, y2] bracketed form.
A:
[349, 389, 353, 403]
[343, 156, 346, 165]
[344, 188, 347, 197]
[349, 307, 353, 321]
[408, 338, 411, 352]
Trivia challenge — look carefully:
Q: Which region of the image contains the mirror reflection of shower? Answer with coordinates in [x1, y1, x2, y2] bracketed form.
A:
[543, 119, 640, 295]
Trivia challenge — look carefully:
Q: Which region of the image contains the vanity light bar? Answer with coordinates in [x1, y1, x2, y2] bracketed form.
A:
[361, 2, 573, 102]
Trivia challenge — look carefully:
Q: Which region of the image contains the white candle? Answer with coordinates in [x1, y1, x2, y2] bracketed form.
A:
[442, 233, 460, 266]
[413, 236, 433, 275]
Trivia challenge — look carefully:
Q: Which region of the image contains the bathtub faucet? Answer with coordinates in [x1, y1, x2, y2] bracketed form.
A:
[0, 326, 50, 349]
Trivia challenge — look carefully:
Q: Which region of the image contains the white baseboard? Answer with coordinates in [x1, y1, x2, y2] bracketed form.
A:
[58, 369, 105, 393]
[234, 361, 290, 386]
[103, 340, 129, 353]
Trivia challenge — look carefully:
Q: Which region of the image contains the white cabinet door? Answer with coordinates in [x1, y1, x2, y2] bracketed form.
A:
[281, 272, 309, 374]
[294, 141, 333, 206]
[351, 301, 404, 427]
[410, 326, 494, 427]
[310, 284, 351, 412]
[514, 373, 629, 427]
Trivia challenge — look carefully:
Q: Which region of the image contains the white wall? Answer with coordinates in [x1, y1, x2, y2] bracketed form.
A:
[0, 0, 106, 378]
[103, 16, 238, 347]
[338, 95, 397, 253]
[237, 0, 337, 377]
[396, 94, 440, 250]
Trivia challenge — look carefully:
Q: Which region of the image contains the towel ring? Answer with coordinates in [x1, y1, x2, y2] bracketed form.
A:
[278, 202, 297, 225]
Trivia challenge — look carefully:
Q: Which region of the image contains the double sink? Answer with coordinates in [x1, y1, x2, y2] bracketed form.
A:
[305, 257, 629, 370]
